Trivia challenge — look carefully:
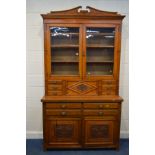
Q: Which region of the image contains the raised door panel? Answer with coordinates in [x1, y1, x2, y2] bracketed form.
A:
[84, 118, 118, 147]
[46, 118, 81, 148]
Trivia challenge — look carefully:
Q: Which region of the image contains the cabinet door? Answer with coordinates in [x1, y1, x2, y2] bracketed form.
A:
[46, 24, 82, 79]
[46, 118, 81, 148]
[84, 118, 118, 147]
[83, 24, 119, 80]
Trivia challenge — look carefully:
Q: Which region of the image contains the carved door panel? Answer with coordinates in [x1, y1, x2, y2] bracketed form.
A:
[84, 118, 116, 146]
[46, 118, 81, 147]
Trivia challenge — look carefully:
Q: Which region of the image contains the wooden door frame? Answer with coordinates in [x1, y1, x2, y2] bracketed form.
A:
[81, 23, 121, 81]
[45, 23, 83, 81]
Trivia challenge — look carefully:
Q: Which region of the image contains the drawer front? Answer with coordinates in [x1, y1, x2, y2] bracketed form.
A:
[102, 91, 116, 95]
[48, 85, 62, 91]
[83, 110, 118, 116]
[83, 103, 119, 109]
[102, 80, 116, 85]
[102, 85, 116, 95]
[49, 81, 62, 84]
[46, 110, 81, 116]
[47, 91, 63, 96]
[47, 81, 63, 96]
[46, 103, 82, 109]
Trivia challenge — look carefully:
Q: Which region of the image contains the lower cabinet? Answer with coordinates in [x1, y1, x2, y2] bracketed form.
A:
[45, 118, 81, 148]
[84, 118, 118, 148]
[43, 102, 121, 149]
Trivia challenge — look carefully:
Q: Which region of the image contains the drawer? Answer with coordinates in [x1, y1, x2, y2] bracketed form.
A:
[102, 91, 116, 95]
[48, 85, 62, 91]
[102, 86, 116, 90]
[46, 103, 82, 109]
[83, 103, 119, 109]
[46, 109, 81, 116]
[49, 80, 62, 84]
[83, 110, 118, 116]
[47, 91, 63, 96]
[102, 80, 116, 85]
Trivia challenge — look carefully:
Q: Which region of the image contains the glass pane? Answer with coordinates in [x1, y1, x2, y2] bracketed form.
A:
[50, 27, 79, 75]
[86, 27, 115, 75]
[51, 63, 78, 75]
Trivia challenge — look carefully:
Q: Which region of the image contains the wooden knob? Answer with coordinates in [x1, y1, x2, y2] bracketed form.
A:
[98, 111, 103, 116]
[75, 53, 79, 56]
[61, 104, 66, 108]
[61, 111, 67, 116]
[105, 104, 110, 108]
[98, 104, 103, 108]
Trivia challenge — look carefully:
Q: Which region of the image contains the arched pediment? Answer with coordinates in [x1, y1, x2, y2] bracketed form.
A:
[41, 6, 125, 20]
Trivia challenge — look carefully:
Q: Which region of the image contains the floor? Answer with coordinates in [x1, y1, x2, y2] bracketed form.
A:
[26, 139, 129, 155]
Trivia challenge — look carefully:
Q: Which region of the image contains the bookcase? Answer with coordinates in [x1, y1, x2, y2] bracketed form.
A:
[41, 6, 125, 150]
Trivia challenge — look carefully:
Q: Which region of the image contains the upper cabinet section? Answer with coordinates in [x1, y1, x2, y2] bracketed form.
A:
[42, 6, 125, 81]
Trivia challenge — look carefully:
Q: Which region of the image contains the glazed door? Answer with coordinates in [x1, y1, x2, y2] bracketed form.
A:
[82, 24, 119, 80]
[46, 24, 83, 80]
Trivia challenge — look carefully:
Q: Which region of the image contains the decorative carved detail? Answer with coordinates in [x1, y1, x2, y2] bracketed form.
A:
[68, 81, 96, 94]
[91, 125, 109, 138]
[41, 6, 125, 20]
[50, 6, 81, 14]
[55, 124, 73, 138]
[76, 84, 89, 92]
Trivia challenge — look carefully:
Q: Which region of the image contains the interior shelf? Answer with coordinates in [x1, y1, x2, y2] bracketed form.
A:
[87, 61, 114, 63]
[52, 61, 79, 63]
[51, 32, 79, 36]
[87, 45, 114, 48]
[52, 45, 79, 48]
[86, 71, 113, 75]
[87, 33, 114, 36]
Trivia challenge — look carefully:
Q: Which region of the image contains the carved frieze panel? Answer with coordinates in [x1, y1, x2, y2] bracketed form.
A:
[68, 81, 96, 94]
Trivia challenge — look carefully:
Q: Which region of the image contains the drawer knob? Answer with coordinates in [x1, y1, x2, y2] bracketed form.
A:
[75, 52, 79, 56]
[98, 111, 104, 116]
[105, 105, 110, 108]
[98, 105, 103, 108]
[61, 105, 66, 108]
[61, 111, 67, 116]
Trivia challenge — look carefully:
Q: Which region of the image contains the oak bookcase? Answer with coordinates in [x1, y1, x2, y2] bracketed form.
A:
[41, 6, 125, 150]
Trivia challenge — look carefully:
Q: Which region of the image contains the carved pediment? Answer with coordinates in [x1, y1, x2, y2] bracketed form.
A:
[41, 6, 125, 20]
